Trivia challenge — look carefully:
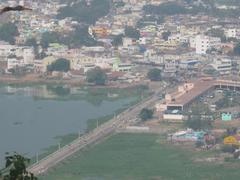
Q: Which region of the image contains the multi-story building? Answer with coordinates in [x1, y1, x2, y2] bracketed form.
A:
[193, 35, 221, 55]
[212, 57, 232, 75]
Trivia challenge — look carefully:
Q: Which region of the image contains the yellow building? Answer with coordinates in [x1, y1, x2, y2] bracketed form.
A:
[91, 27, 110, 37]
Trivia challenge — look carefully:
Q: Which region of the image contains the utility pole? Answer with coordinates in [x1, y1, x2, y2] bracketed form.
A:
[78, 130, 81, 138]
[36, 152, 39, 163]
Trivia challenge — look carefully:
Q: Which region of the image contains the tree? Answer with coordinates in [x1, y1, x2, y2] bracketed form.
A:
[64, 26, 99, 48]
[124, 26, 140, 39]
[233, 42, 240, 56]
[86, 67, 107, 85]
[40, 31, 61, 49]
[139, 108, 154, 121]
[25, 38, 38, 57]
[143, 3, 188, 16]
[47, 58, 70, 72]
[162, 31, 171, 41]
[57, 0, 110, 24]
[205, 29, 226, 42]
[112, 34, 123, 47]
[186, 103, 212, 130]
[0, 152, 37, 180]
[147, 68, 161, 81]
[0, 23, 19, 44]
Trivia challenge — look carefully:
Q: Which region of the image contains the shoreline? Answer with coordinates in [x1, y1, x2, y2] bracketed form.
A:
[0, 75, 149, 89]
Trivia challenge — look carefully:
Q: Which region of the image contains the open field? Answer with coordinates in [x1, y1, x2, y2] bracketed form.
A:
[42, 133, 240, 180]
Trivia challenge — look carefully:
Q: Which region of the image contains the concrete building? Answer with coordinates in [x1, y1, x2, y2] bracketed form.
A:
[194, 35, 221, 55]
[212, 57, 232, 75]
[224, 28, 239, 39]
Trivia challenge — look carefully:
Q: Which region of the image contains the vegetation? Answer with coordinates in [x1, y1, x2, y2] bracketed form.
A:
[144, 1, 240, 18]
[40, 27, 99, 49]
[86, 67, 107, 85]
[139, 108, 154, 121]
[205, 29, 226, 42]
[112, 34, 123, 47]
[124, 26, 140, 40]
[147, 68, 162, 81]
[40, 31, 61, 49]
[43, 134, 240, 180]
[0, 23, 19, 44]
[25, 38, 39, 56]
[114, 1, 125, 8]
[233, 42, 240, 56]
[137, 15, 164, 28]
[186, 103, 213, 130]
[0, 152, 37, 180]
[57, 0, 110, 24]
[162, 31, 171, 41]
[215, 91, 240, 109]
[144, 2, 188, 16]
[214, 0, 240, 6]
[47, 58, 70, 72]
[64, 26, 99, 48]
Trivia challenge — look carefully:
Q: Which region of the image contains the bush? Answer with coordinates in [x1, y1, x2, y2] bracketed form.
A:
[221, 145, 236, 153]
[195, 141, 204, 148]
[86, 67, 107, 85]
[147, 68, 161, 81]
[47, 58, 70, 72]
[139, 108, 154, 121]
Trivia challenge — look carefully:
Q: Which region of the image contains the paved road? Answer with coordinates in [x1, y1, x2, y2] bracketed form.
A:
[28, 86, 164, 175]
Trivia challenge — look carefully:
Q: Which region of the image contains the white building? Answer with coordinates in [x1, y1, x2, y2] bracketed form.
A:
[224, 28, 240, 39]
[164, 59, 178, 74]
[195, 35, 210, 54]
[7, 57, 24, 70]
[194, 35, 221, 55]
[212, 57, 232, 75]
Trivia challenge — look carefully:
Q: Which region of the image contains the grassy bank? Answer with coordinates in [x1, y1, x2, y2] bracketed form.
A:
[42, 133, 240, 180]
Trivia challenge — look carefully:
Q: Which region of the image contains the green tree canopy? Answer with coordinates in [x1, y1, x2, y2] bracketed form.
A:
[139, 108, 154, 121]
[0, 152, 37, 180]
[144, 2, 188, 16]
[64, 26, 99, 48]
[0, 23, 19, 44]
[25, 38, 38, 56]
[233, 42, 240, 56]
[162, 31, 171, 41]
[186, 103, 212, 130]
[86, 67, 107, 85]
[112, 34, 123, 47]
[147, 68, 161, 81]
[40, 31, 61, 49]
[57, 0, 110, 24]
[124, 26, 140, 40]
[47, 58, 70, 72]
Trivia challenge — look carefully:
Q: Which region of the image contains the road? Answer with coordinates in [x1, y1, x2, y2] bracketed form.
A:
[28, 85, 165, 175]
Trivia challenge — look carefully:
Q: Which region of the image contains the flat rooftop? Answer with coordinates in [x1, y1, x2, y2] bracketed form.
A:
[173, 80, 214, 106]
[167, 79, 240, 109]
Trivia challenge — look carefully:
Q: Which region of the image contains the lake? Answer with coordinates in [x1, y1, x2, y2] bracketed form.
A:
[0, 85, 139, 167]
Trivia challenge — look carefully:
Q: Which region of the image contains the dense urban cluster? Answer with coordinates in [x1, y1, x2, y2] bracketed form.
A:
[0, 0, 240, 83]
